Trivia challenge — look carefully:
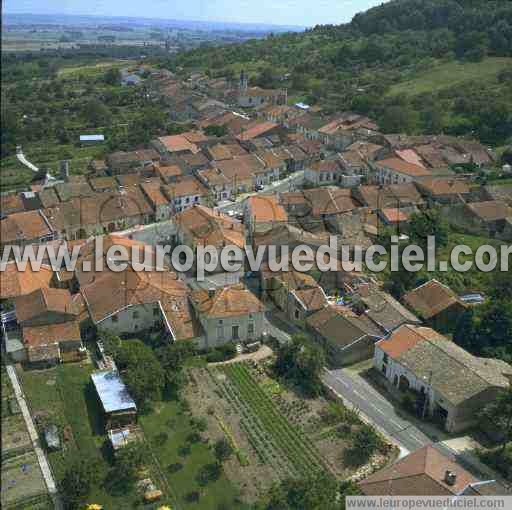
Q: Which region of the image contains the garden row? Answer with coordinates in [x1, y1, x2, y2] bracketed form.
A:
[221, 363, 326, 478]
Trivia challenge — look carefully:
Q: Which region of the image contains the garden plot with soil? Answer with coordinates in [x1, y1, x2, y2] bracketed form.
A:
[184, 359, 396, 501]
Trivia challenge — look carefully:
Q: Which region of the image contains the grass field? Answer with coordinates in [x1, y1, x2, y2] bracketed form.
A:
[57, 60, 136, 78]
[139, 398, 245, 510]
[388, 57, 512, 97]
[20, 363, 143, 508]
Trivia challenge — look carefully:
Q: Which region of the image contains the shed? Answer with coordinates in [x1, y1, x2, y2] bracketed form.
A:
[91, 370, 137, 430]
[44, 424, 61, 450]
[80, 134, 105, 145]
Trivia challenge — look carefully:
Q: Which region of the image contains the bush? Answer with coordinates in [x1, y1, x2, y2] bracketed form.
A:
[205, 344, 237, 363]
[185, 491, 200, 503]
[196, 462, 222, 486]
[214, 438, 234, 463]
[167, 462, 184, 473]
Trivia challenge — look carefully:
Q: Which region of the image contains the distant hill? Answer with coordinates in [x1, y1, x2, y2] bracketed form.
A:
[2, 13, 305, 34]
[169, 0, 512, 145]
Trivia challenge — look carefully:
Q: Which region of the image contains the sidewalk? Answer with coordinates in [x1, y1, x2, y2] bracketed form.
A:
[5, 364, 63, 509]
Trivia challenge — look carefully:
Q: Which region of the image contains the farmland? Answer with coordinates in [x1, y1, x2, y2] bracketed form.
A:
[183, 360, 396, 502]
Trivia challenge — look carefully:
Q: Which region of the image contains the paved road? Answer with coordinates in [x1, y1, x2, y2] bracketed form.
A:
[323, 368, 433, 455]
[217, 170, 304, 215]
[6, 364, 63, 509]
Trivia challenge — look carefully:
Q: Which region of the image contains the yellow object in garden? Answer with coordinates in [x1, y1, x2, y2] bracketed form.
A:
[157, 506, 172, 510]
[86, 505, 103, 510]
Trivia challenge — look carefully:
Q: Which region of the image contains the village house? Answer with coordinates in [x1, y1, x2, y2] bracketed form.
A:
[304, 159, 340, 186]
[89, 176, 118, 193]
[174, 205, 245, 273]
[155, 163, 184, 184]
[307, 304, 384, 367]
[0, 262, 54, 303]
[212, 157, 254, 195]
[106, 149, 160, 175]
[262, 271, 328, 325]
[80, 265, 198, 343]
[371, 157, 432, 185]
[0, 209, 57, 256]
[463, 200, 512, 240]
[352, 183, 425, 211]
[0, 193, 26, 216]
[254, 149, 286, 185]
[374, 324, 512, 432]
[236, 121, 282, 148]
[317, 113, 380, 150]
[163, 176, 210, 213]
[13, 287, 84, 366]
[152, 134, 200, 157]
[190, 284, 265, 350]
[44, 189, 154, 240]
[415, 177, 472, 205]
[403, 279, 467, 333]
[197, 167, 233, 202]
[359, 446, 479, 496]
[140, 182, 172, 222]
[244, 195, 288, 235]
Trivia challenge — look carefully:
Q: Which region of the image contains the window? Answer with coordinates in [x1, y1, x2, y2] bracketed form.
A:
[383, 353, 388, 364]
[217, 324, 225, 340]
[232, 325, 240, 340]
[294, 309, 300, 320]
[248, 322, 255, 338]
[153, 308, 160, 317]
[133, 311, 140, 319]
[185, 197, 190, 204]
[194, 196, 199, 202]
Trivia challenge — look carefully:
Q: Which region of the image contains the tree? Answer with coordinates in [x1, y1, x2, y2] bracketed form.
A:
[480, 386, 512, 453]
[214, 438, 234, 463]
[408, 209, 449, 250]
[60, 457, 101, 509]
[274, 334, 325, 397]
[83, 99, 111, 127]
[266, 474, 357, 510]
[502, 147, 512, 166]
[115, 339, 165, 408]
[116, 442, 148, 481]
[196, 462, 222, 486]
[453, 308, 478, 352]
[379, 105, 418, 134]
[204, 124, 228, 137]
[104, 68, 121, 86]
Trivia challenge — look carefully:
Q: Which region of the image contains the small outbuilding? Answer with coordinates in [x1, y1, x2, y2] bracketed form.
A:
[91, 370, 137, 431]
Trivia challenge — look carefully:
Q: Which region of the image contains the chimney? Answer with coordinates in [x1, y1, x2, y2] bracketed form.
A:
[444, 471, 457, 486]
[59, 160, 70, 181]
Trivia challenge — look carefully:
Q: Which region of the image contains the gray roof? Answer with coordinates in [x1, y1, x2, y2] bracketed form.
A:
[91, 370, 137, 414]
[397, 337, 512, 406]
[362, 290, 421, 333]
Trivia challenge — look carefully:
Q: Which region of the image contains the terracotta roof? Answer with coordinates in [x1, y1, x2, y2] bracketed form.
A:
[179, 152, 210, 168]
[23, 320, 81, 348]
[1, 194, 25, 215]
[176, 205, 245, 248]
[416, 178, 471, 196]
[247, 195, 288, 223]
[292, 286, 327, 312]
[395, 149, 426, 168]
[466, 201, 512, 222]
[198, 167, 230, 187]
[359, 446, 478, 496]
[206, 144, 234, 161]
[15, 287, 78, 324]
[377, 324, 442, 358]
[158, 134, 199, 154]
[191, 283, 264, 319]
[1, 210, 53, 244]
[214, 154, 265, 181]
[181, 130, 209, 144]
[380, 208, 410, 223]
[309, 159, 340, 174]
[81, 265, 196, 340]
[355, 184, 424, 209]
[0, 262, 53, 300]
[377, 158, 431, 177]
[236, 121, 278, 141]
[156, 164, 183, 181]
[403, 279, 464, 320]
[140, 182, 169, 207]
[164, 176, 209, 199]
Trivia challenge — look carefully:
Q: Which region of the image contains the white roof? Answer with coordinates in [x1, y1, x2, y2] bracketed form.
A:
[80, 134, 105, 142]
[91, 370, 136, 413]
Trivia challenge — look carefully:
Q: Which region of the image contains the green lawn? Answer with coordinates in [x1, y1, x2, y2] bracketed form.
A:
[20, 364, 143, 508]
[388, 57, 512, 97]
[139, 398, 245, 510]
